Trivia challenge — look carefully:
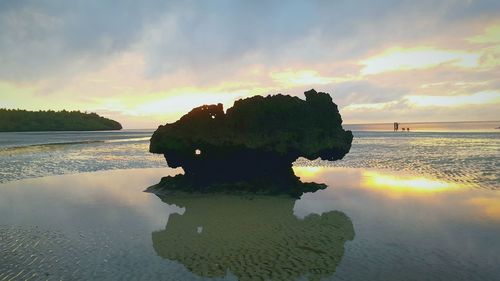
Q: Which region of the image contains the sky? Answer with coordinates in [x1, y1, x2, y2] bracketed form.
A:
[0, 0, 499, 128]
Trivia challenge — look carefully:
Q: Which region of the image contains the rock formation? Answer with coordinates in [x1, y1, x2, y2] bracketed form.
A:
[149, 89, 352, 194]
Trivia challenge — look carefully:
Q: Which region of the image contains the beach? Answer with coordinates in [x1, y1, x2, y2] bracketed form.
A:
[0, 123, 499, 280]
[2, 1, 500, 279]
[1, 125, 498, 189]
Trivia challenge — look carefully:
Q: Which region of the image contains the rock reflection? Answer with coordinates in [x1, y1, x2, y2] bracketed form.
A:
[150, 193, 354, 281]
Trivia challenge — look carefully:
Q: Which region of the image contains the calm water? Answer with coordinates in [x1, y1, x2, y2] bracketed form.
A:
[0, 167, 499, 280]
[1, 127, 498, 189]
[0, 130, 164, 183]
[0, 123, 499, 280]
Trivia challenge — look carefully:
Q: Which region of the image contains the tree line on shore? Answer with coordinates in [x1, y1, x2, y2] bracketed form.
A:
[0, 109, 122, 132]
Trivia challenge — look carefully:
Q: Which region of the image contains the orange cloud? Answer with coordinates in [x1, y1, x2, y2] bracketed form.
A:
[359, 47, 480, 75]
[405, 91, 500, 107]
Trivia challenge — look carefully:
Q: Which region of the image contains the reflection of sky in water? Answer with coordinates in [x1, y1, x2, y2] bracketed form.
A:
[0, 130, 155, 148]
[1, 131, 498, 191]
[0, 137, 166, 183]
[296, 131, 500, 189]
[0, 167, 499, 280]
[294, 167, 500, 280]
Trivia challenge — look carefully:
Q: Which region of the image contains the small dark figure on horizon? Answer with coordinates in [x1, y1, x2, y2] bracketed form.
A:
[394, 122, 399, 131]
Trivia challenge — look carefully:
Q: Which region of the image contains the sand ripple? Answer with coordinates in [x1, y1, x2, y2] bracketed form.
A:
[1, 132, 498, 190]
[296, 132, 499, 189]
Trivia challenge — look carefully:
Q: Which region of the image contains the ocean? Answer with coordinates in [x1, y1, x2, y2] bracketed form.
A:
[1, 122, 498, 188]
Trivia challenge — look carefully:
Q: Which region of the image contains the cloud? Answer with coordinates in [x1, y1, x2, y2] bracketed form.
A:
[332, 80, 407, 106]
[468, 24, 500, 44]
[359, 47, 480, 75]
[270, 70, 337, 87]
[405, 91, 500, 107]
[2, 0, 498, 82]
[342, 101, 500, 124]
[0, 1, 499, 127]
[0, 0, 169, 81]
[344, 101, 399, 111]
[138, 0, 500, 82]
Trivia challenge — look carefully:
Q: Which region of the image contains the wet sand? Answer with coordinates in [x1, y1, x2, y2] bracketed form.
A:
[0, 167, 499, 280]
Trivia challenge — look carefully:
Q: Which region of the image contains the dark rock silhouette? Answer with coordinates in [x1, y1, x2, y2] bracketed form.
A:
[146, 171, 327, 198]
[149, 89, 352, 193]
[150, 193, 354, 281]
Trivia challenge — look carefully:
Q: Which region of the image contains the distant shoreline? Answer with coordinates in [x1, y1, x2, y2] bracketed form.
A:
[0, 109, 122, 132]
[0, 129, 123, 133]
[344, 120, 500, 125]
[343, 120, 500, 133]
[2, 120, 497, 133]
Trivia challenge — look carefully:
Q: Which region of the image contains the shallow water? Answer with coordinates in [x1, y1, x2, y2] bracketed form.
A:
[1, 167, 499, 280]
[0, 130, 165, 183]
[296, 131, 500, 189]
[0, 130, 500, 189]
[1, 130, 498, 190]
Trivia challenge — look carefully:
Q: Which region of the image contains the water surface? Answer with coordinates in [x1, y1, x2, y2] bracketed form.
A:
[1, 167, 499, 280]
[1, 129, 498, 190]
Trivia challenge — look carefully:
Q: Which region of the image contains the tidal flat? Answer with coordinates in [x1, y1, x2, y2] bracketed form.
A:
[1, 167, 499, 280]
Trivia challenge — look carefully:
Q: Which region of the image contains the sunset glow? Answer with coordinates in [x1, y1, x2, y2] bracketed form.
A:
[359, 47, 480, 75]
[468, 196, 500, 220]
[294, 166, 323, 180]
[271, 70, 335, 87]
[361, 171, 463, 195]
[1, 2, 499, 279]
[406, 91, 500, 107]
[0, 2, 499, 127]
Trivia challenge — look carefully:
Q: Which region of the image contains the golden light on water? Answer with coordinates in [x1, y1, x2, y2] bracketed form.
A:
[293, 166, 323, 180]
[294, 167, 466, 196]
[468, 197, 500, 220]
[361, 171, 462, 194]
